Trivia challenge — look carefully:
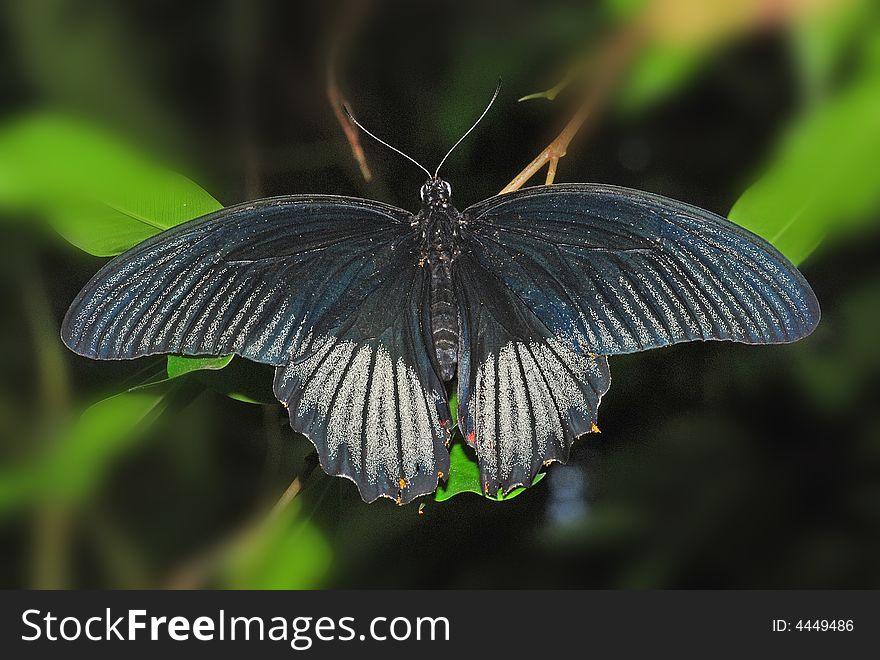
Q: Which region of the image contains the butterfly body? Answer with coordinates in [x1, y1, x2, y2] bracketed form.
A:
[62, 180, 820, 504]
[417, 178, 462, 382]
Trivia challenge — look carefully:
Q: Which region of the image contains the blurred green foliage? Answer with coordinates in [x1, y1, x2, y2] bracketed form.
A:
[0, 114, 221, 256]
[730, 3, 880, 264]
[0, 0, 878, 589]
[0, 386, 168, 515]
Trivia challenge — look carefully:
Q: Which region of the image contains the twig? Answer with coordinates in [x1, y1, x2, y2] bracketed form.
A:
[326, 0, 372, 182]
[22, 264, 73, 589]
[266, 454, 319, 523]
[500, 24, 643, 194]
[165, 453, 319, 589]
[500, 101, 592, 193]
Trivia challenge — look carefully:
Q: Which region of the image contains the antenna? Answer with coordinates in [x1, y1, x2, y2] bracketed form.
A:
[343, 78, 502, 180]
[342, 104, 432, 179]
[434, 78, 501, 178]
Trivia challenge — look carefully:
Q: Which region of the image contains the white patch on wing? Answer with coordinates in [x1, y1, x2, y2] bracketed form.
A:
[276, 336, 442, 491]
[472, 338, 608, 489]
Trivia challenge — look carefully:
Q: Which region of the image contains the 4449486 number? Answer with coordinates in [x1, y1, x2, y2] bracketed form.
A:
[796, 620, 854, 632]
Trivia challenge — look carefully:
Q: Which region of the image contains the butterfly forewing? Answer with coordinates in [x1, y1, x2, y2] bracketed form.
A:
[462, 184, 820, 358]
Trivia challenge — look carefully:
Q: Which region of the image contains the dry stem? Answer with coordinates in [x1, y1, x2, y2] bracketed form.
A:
[500, 25, 643, 193]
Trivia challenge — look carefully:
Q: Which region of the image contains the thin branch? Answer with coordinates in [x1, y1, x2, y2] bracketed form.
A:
[500, 24, 643, 194]
[165, 453, 319, 589]
[22, 264, 73, 589]
[266, 455, 319, 523]
[326, 0, 372, 182]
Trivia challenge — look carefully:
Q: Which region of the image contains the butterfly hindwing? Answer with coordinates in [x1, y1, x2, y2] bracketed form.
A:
[273, 260, 452, 503]
[454, 252, 611, 495]
[462, 184, 820, 357]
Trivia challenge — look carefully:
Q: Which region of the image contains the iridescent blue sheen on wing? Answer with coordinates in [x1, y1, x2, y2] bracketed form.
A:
[61, 195, 450, 503]
[462, 184, 820, 356]
[62, 195, 414, 364]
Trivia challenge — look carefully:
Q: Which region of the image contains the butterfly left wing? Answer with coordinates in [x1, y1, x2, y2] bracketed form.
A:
[453, 252, 611, 495]
[461, 183, 820, 358]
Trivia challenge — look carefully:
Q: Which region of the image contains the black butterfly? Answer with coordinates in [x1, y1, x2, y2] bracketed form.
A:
[61, 94, 820, 504]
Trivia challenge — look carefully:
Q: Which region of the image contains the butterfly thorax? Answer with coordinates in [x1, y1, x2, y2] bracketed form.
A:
[416, 178, 461, 382]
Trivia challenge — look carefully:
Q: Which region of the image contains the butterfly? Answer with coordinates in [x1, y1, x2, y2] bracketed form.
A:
[61, 89, 820, 504]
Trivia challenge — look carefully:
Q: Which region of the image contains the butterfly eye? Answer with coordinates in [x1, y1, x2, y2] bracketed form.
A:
[420, 180, 452, 204]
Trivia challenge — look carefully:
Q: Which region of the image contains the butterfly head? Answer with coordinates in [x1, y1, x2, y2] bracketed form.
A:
[420, 178, 453, 208]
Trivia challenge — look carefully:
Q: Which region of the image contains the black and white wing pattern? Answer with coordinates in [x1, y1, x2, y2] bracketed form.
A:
[272, 256, 451, 504]
[462, 184, 820, 357]
[454, 251, 611, 495]
[455, 183, 819, 494]
[62, 196, 451, 503]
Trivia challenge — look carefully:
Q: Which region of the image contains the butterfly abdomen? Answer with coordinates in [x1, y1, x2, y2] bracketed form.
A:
[418, 178, 462, 383]
[430, 260, 458, 381]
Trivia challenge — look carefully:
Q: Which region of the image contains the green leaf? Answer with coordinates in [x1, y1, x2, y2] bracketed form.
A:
[166, 355, 233, 380]
[728, 71, 880, 265]
[448, 387, 458, 424]
[194, 358, 276, 405]
[436, 387, 545, 502]
[435, 442, 546, 502]
[603, 0, 647, 21]
[0, 113, 221, 255]
[44, 388, 169, 499]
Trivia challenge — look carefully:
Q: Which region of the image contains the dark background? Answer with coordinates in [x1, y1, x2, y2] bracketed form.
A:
[1, 0, 878, 588]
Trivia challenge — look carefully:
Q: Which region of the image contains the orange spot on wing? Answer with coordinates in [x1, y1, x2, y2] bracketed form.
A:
[591, 423, 601, 433]
[467, 431, 476, 444]
[398, 477, 406, 490]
